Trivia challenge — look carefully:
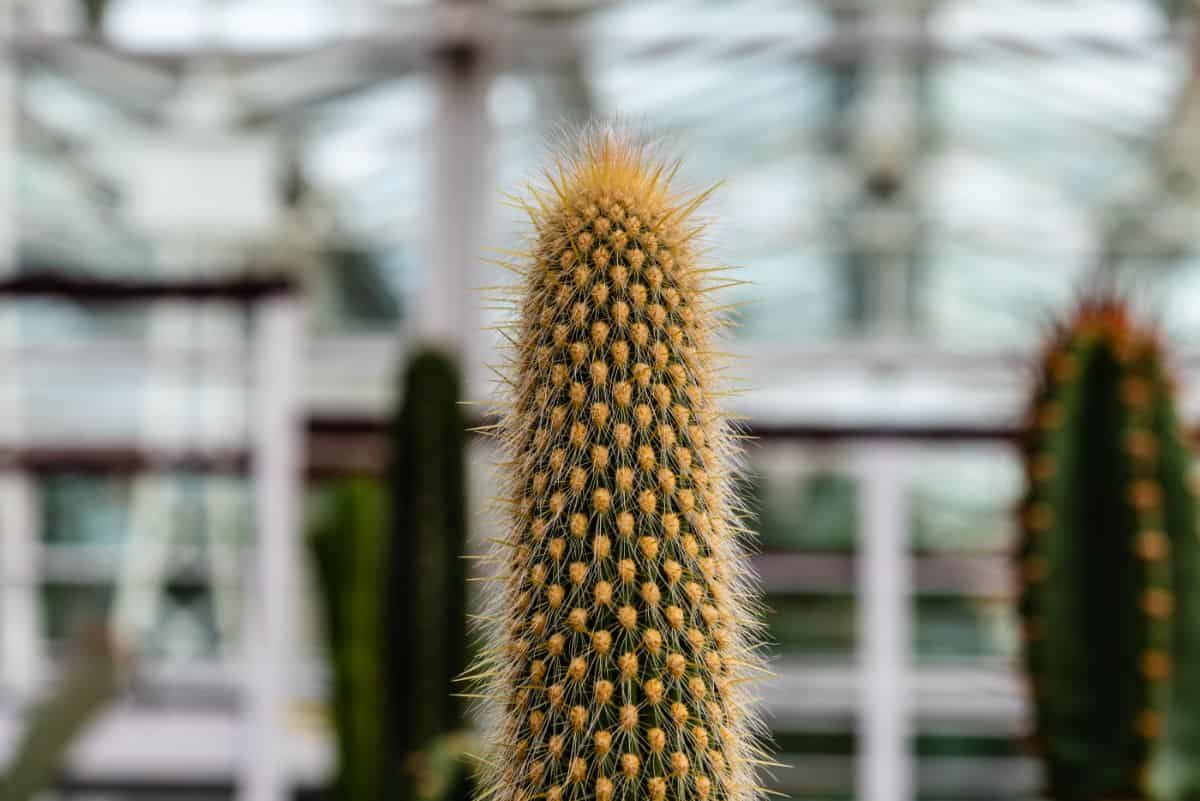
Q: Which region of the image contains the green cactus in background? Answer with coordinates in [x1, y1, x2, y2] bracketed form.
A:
[390, 348, 470, 801]
[80, 0, 110, 32]
[0, 625, 122, 801]
[408, 730, 482, 801]
[1017, 297, 1199, 801]
[308, 348, 470, 801]
[470, 129, 770, 801]
[308, 478, 388, 801]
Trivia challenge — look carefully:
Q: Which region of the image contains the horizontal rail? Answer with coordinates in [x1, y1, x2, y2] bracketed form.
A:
[3, 415, 1195, 476]
[308, 415, 1025, 443]
[0, 444, 379, 478]
[0, 274, 297, 302]
[0, 447, 249, 474]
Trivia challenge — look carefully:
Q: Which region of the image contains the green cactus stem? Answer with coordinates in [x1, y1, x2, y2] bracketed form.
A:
[308, 477, 388, 801]
[1017, 298, 1196, 801]
[390, 348, 470, 801]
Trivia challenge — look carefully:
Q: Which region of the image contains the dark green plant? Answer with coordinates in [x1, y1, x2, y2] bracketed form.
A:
[390, 348, 470, 801]
[0, 625, 122, 801]
[80, 0, 109, 31]
[308, 478, 388, 801]
[406, 730, 480, 801]
[1017, 298, 1198, 801]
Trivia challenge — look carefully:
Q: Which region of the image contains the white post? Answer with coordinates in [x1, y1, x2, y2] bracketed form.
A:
[0, 471, 41, 698]
[0, 0, 43, 699]
[242, 295, 303, 801]
[424, 33, 492, 372]
[0, 0, 11, 268]
[856, 445, 912, 801]
[850, 1, 922, 341]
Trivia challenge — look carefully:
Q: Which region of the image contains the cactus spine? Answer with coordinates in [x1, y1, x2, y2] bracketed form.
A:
[472, 130, 768, 801]
[1017, 298, 1198, 801]
[390, 348, 471, 801]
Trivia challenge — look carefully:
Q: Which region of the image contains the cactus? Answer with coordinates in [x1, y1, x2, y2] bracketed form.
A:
[0, 624, 122, 801]
[408, 730, 482, 801]
[308, 477, 388, 801]
[309, 350, 470, 801]
[391, 348, 470, 801]
[81, 0, 110, 31]
[1017, 297, 1198, 801]
[470, 129, 768, 801]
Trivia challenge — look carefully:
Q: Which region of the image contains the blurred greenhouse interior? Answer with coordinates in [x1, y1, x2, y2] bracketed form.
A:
[1, 1, 1199, 801]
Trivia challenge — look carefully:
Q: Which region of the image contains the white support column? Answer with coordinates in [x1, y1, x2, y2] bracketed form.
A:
[0, 0, 42, 699]
[424, 29, 493, 377]
[0, 472, 41, 698]
[242, 295, 303, 801]
[850, 1, 923, 341]
[0, 0, 12, 269]
[856, 445, 912, 801]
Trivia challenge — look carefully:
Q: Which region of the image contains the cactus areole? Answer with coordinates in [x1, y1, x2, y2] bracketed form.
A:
[470, 131, 768, 801]
[1017, 298, 1199, 801]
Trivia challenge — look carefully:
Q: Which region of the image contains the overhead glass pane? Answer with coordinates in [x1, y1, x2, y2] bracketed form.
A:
[918, 0, 1188, 349]
[910, 447, 1020, 554]
[489, 3, 855, 345]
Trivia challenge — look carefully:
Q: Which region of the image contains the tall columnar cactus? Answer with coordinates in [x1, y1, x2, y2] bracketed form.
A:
[308, 477, 388, 801]
[391, 348, 471, 800]
[1017, 298, 1199, 801]
[471, 130, 768, 801]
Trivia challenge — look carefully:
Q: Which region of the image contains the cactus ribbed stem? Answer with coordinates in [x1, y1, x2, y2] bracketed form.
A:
[308, 477, 388, 801]
[471, 130, 768, 801]
[391, 348, 470, 801]
[1017, 298, 1197, 801]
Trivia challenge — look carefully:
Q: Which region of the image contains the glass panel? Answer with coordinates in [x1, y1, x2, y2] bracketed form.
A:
[1117, 256, 1200, 349]
[39, 474, 252, 661]
[910, 448, 1020, 664]
[917, 1, 1187, 348]
[493, 10, 858, 344]
[914, 738, 1038, 801]
[754, 469, 858, 554]
[7, 297, 256, 446]
[915, 596, 1018, 664]
[19, 62, 429, 334]
[43, 474, 131, 545]
[772, 729, 855, 800]
[910, 448, 1021, 554]
[768, 593, 856, 657]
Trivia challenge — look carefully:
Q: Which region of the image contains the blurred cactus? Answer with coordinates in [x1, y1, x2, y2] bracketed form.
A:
[81, 0, 109, 32]
[470, 129, 769, 801]
[1017, 298, 1198, 800]
[406, 730, 481, 801]
[308, 478, 388, 801]
[309, 349, 470, 801]
[0, 625, 122, 801]
[390, 348, 470, 801]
